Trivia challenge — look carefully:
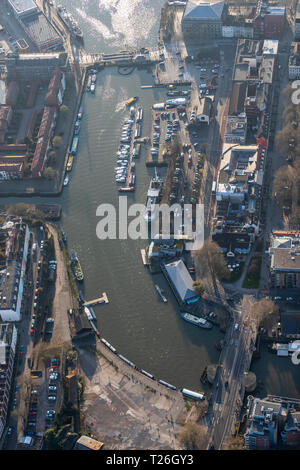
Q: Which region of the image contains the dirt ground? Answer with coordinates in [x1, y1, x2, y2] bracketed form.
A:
[77, 345, 187, 450]
[47, 224, 73, 346]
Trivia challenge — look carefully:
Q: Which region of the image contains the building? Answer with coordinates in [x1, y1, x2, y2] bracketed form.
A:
[74, 435, 104, 451]
[281, 412, 300, 446]
[229, 82, 247, 116]
[264, 7, 286, 39]
[182, 0, 225, 41]
[22, 12, 63, 52]
[216, 144, 260, 203]
[65, 371, 78, 405]
[225, 115, 247, 144]
[244, 396, 287, 450]
[251, 3, 285, 39]
[147, 237, 184, 260]
[0, 323, 17, 439]
[281, 311, 300, 339]
[162, 259, 199, 305]
[212, 231, 251, 256]
[197, 97, 212, 124]
[5, 81, 19, 108]
[222, 24, 253, 39]
[7, 0, 38, 19]
[268, 231, 300, 288]
[0, 217, 30, 322]
[45, 68, 66, 108]
[289, 42, 300, 79]
[0, 106, 13, 145]
[262, 39, 279, 56]
[31, 106, 57, 178]
[295, 1, 300, 40]
[6, 53, 68, 81]
[7, 1, 63, 52]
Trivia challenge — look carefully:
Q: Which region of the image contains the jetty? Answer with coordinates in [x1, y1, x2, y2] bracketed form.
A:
[155, 284, 168, 303]
[84, 292, 109, 306]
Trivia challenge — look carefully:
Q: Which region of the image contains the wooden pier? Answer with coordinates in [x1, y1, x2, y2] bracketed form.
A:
[84, 292, 109, 306]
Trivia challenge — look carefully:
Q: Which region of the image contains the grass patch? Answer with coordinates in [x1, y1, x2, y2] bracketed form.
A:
[224, 261, 245, 283]
[242, 253, 262, 289]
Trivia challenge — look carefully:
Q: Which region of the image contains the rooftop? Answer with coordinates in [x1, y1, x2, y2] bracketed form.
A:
[163, 259, 198, 303]
[183, 0, 224, 20]
[75, 435, 104, 451]
[22, 13, 62, 49]
[270, 248, 300, 272]
[225, 115, 247, 138]
[8, 0, 37, 16]
[262, 40, 279, 56]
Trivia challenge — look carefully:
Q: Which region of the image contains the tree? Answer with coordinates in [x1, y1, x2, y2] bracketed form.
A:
[250, 298, 279, 328]
[223, 436, 245, 450]
[60, 105, 69, 116]
[194, 240, 230, 281]
[48, 150, 57, 165]
[272, 165, 295, 207]
[44, 167, 56, 180]
[52, 136, 63, 149]
[192, 281, 205, 297]
[178, 423, 207, 450]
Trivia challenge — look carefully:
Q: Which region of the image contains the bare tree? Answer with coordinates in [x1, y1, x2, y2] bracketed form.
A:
[178, 423, 207, 450]
[223, 435, 245, 450]
[272, 165, 295, 207]
[194, 240, 230, 281]
[250, 298, 279, 328]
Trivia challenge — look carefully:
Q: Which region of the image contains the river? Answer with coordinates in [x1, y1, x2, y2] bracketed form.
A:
[4, 0, 300, 396]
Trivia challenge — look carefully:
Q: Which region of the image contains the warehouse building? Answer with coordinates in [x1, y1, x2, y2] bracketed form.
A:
[182, 0, 225, 41]
[6, 52, 68, 81]
[7, 0, 38, 19]
[7, 0, 63, 52]
[162, 259, 199, 305]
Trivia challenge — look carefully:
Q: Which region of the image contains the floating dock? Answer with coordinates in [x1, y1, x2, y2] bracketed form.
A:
[84, 292, 109, 306]
[155, 284, 168, 303]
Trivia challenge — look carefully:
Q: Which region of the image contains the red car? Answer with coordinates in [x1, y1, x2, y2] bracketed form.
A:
[35, 289, 38, 295]
[30, 329, 34, 336]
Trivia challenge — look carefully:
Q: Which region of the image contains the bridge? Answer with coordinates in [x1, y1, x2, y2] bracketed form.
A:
[206, 295, 258, 449]
[70, 48, 161, 67]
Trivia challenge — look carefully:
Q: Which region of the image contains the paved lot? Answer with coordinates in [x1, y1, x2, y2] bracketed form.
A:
[78, 344, 186, 450]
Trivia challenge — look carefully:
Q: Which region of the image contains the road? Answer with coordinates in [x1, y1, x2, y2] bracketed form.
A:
[206, 295, 257, 449]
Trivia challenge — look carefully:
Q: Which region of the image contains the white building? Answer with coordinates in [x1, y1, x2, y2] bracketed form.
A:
[8, 0, 38, 19]
[0, 323, 17, 439]
[0, 218, 30, 322]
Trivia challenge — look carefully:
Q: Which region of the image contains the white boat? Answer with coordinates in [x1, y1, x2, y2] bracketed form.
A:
[144, 168, 163, 222]
[63, 176, 69, 186]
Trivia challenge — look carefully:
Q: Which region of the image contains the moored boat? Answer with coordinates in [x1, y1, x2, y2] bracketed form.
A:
[180, 312, 213, 329]
[66, 155, 74, 171]
[144, 168, 163, 222]
[118, 187, 135, 192]
[70, 250, 84, 281]
[126, 96, 138, 106]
